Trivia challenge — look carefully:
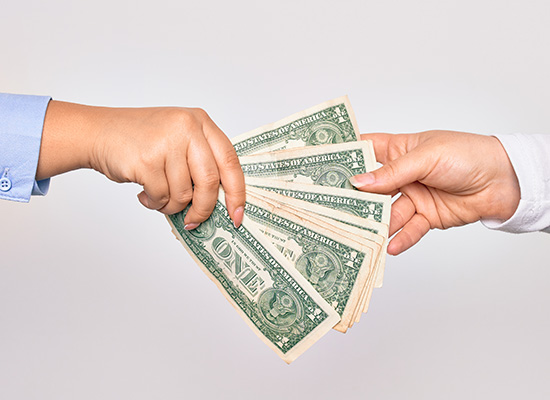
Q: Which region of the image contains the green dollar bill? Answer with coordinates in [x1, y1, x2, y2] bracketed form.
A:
[232, 96, 361, 156]
[246, 185, 386, 247]
[246, 188, 386, 327]
[243, 194, 379, 332]
[166, 193, 340, 364]
[239, 141, 376, 189]
[244, 178, 390, 290]
[244, 178, 390, 226]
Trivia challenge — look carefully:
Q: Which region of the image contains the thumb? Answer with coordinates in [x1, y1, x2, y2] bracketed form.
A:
[349, 151, 427, 194]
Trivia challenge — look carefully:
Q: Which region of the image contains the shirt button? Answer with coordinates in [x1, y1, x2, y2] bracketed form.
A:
[0, 177, 12, 192]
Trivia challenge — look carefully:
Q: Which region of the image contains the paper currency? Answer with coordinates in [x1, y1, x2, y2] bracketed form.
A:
[243, 192, 379, 332]
[243, 178, 391, 226]
[167, 97, 391, 363]
[245, 187, 387, 326]
[232, 96, 361, 156]
[167, 192, 339, 364]
[239, 141, 376, 188]
[244, 178, 391, 288]
[245, 185, 388, 317]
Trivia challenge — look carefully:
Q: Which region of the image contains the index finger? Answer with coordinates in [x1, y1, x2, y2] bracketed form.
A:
[203, 119, 246, 227]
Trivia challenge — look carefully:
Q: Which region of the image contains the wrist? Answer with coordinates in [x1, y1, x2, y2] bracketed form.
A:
[484, 136, 521, 221]
[36, 101, 100, 180]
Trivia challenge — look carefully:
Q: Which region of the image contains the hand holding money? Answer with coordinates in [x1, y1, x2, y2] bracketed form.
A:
[353, 131, 521, 255]
[167, 97, 391, 363]
[37, 101, 246, 225]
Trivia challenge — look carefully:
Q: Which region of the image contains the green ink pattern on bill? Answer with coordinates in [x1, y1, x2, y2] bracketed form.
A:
[244, 178, 390, 225]
[245, 186, 388, 321]
[167, 195, 339, 364]
[232, 96, 361, 156]
[243, 194, 377, 332]
[245, 180, 390, 291]
[239, 141, 376, 189]
[244, 197, 368, 316]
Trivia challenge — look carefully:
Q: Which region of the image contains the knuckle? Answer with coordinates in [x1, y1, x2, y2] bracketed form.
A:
[162, 108, 201, 134]
[144, 185, 169, 205]
[229, 185, 247, 200]
[392, 208, 404, 226]
[399, 229, 415, 249]
[198, 172, 220, 190]
[174, 188, 193, 205]
[191, 107, 209, 120]
[219, 147, 241, 171]
[382, 163, 399, 186]
[420, 212, 437, 231]
[191, 204, 215, 221]
[116, 164, 135, 184]
[137, 142, 167, 170]
[154, 193, 170, 206]
[179, 111, 201, 132]
[159, 201, 185, 215]
[139, 153, 159, 170]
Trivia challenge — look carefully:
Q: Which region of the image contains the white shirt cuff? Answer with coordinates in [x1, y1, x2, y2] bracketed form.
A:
[481, 134, 550, 233]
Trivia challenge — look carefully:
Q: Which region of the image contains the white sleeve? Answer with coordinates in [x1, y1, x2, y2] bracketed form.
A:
[481, 134, 550, 234]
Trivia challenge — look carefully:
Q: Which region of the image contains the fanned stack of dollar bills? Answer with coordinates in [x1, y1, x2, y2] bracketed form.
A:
[167, 97, 391, 363]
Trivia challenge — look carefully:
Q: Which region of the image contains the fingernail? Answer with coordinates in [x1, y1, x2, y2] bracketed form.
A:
[233, 206, 245, 228]
[138, 191, 150, 208]
[349, 172, 375, 188]
[184, 223, 200, 230]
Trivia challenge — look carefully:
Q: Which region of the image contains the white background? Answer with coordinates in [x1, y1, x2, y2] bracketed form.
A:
[1, 1, 549, 399]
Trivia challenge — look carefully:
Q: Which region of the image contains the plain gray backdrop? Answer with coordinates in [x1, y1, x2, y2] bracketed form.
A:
[1, 0, 549, 399]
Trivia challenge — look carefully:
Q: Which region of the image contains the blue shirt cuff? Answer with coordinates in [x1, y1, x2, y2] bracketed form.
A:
[0, 93, 51, 202]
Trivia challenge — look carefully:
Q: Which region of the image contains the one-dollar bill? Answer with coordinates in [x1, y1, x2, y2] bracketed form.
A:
[243, 193, 379, 332]
[244, 178, 391, 288]
[244, 178, 391, 227]
[245, 187, 386, 328]
[166, 191, 340, 364]
[239, 141, 376, 189]
[232, 96, 361, 156]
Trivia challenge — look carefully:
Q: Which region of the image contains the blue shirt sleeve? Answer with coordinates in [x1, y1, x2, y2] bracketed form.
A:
[0, 93, 51, 202]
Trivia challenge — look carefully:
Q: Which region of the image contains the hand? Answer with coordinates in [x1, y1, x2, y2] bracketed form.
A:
[350, 130, 520, 255]
[36, 100, 245, 228]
